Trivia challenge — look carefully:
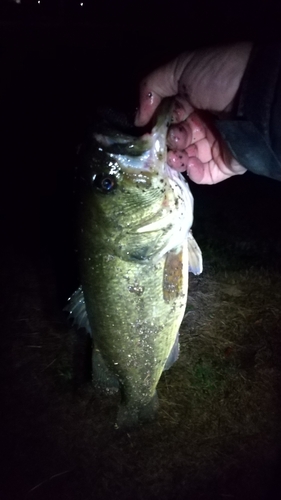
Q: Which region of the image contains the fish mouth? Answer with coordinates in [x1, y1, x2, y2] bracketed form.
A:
[94, 133, 152, 159]
[94, 100, 172, 172]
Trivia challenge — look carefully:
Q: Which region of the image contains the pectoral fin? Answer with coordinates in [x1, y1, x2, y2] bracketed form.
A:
[64, 286, 92, 336]
[188, 232, 203, 275]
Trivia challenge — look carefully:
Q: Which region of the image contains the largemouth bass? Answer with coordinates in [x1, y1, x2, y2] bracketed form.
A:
[66, 99, 202, 428]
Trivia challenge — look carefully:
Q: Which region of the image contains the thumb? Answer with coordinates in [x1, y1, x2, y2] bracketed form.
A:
[134, 88, 163, 127]
[134, 61, 180, 126]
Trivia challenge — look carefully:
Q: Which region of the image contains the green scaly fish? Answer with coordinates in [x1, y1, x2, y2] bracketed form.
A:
[66, 99, 202, 428]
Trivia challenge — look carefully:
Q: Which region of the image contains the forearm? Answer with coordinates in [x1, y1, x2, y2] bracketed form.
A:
[215, 44, 281, 181]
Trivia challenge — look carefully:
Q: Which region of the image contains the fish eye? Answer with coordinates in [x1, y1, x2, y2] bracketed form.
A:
[92, 174, 117, 193]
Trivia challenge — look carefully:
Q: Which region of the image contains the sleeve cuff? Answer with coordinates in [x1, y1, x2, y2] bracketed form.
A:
[215, 44, 281, 181]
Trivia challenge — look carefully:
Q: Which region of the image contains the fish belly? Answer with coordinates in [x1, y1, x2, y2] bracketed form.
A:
[80, 241, 188, 426]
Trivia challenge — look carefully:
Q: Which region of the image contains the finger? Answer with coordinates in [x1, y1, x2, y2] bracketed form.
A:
[135, 62, 180, 126]
[168, 138, 246, 184]
[186, 157, 206, 183]
[187, 157, 237, 184]
[167, 123, 192, 150]
[135, 89, 163, 127]
[167, 112, 206, 150]
[167, 138, 213, 172]
[167, 151, 211, 183]
[189, 138, 212, 163]
[170, 98, 194, 123]
[186, 136, 233, 184]
[187, 112, 207, 144]
[187, 150, 246, 185]
[167, 150, 189, 172]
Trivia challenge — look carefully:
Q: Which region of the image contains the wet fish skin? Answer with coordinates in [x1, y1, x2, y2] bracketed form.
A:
[68, 100, 202, 428]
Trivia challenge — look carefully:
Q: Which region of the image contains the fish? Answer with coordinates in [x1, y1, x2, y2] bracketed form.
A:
[65, 99, 202, 428]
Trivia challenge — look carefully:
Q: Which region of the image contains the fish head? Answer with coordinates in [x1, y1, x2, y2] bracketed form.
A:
[77, 99, 194, 262]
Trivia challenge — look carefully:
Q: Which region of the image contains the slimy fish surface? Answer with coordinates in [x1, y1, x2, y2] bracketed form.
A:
[65, 99, 202, 428]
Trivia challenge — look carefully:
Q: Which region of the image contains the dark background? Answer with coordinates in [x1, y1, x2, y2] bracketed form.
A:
[1, 0, 281, 300]
[1, 2, 281, 222]
[1, 2, 281, 499]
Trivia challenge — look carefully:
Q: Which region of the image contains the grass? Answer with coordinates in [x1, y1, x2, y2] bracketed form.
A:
[2, 173, 281, 500]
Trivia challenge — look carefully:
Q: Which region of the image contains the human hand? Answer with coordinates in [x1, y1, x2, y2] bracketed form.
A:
[135, 43, 253, 184]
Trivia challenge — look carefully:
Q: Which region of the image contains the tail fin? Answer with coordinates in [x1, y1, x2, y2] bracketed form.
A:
[115, 392, 159, 430]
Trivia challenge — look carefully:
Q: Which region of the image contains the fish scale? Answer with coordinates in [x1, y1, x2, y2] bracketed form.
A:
[65, 98, 202, 428]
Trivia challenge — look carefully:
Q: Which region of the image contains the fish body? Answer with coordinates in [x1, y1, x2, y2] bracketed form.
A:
[66, 100, 202, 428]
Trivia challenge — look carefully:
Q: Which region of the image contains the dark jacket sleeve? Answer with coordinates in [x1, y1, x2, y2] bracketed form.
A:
[215, 44, 281, 181]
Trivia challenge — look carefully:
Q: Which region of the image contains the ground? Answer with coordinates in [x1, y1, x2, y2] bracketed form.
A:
[2, 171, 281, 500]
